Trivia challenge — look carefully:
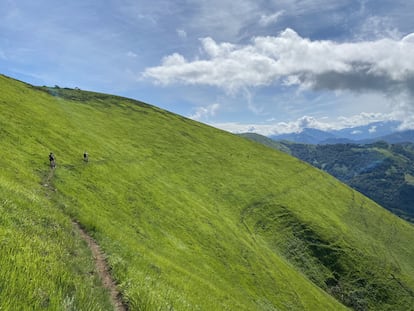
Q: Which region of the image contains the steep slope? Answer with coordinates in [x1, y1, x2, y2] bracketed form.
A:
[239, 132, 292, 154]
[269, 141, 414, 222]
[1, 74, 414, 310]
[241, 133, 414, 222]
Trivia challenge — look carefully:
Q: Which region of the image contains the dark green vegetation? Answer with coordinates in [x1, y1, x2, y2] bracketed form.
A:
[263, 139, 414, 223]
[1, 74, 414, 310]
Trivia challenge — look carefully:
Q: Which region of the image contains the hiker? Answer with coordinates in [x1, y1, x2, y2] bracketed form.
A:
[49, 152, 56, 168]
[83, 151, 89, 162]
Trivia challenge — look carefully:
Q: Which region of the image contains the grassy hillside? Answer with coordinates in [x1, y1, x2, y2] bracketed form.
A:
[1, 74, 414, 310]
[239, 132, 292, 154]
[253, 139, 414, 223]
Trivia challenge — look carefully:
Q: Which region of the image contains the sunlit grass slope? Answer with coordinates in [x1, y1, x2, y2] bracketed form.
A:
[1, 74, 414, 310]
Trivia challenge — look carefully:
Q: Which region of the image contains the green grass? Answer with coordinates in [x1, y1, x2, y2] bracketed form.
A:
[0, 144, 113, 309]
[1, 74, 414, 310]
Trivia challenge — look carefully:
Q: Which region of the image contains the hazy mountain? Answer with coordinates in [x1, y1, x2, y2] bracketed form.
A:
[360, 130, 414, 144]
[270, 128, 336, 144]
[332, 121, 401, 141]
[270, 120, 413, 144]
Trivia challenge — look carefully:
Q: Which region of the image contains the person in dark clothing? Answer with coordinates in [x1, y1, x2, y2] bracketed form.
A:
[49, 152, 56, 168]
[83, 151, 89, 162]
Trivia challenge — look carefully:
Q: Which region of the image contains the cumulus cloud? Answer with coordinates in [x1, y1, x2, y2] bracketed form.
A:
[190, 103, 220, 121]
[143, 28, 414, 96]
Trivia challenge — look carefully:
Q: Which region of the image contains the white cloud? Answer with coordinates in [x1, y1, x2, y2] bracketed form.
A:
[357, 16, 401, 40]
[259, 11, 284, 27]
[387, 95, 414, 130]
[190, 103, 220, 121]
[399, 118, 414, 131]
[368, 125, 377, 133]
[336, 112, 395, 128]
[210, 112, 398, 136]
[143, 28, 414, 96]
[403, 33, 414, 43]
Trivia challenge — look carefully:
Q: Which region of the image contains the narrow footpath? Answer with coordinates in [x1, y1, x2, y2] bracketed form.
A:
[43, 167, 127, 310]
[73, 221, 128, 311]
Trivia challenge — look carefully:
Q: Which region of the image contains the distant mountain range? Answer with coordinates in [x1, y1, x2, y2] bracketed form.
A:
[270, 120, 414, 144]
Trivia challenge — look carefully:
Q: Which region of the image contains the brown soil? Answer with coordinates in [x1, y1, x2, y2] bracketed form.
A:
[73, 221, 128, 311]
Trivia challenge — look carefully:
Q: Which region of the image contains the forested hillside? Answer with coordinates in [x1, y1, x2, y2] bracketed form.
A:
[280, 141, 414, 222]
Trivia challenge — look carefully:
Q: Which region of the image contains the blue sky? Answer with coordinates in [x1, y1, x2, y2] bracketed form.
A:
[1, 0, 414, 135]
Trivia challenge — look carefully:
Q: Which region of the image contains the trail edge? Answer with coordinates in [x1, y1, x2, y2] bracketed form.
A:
[73, 221, 128, 311]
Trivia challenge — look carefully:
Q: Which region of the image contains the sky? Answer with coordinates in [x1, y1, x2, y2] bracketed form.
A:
[1, 0, 414, 135]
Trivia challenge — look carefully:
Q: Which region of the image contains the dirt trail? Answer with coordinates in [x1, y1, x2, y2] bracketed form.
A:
[73, 221, 128, 311]
[42, 167, 127, 310]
